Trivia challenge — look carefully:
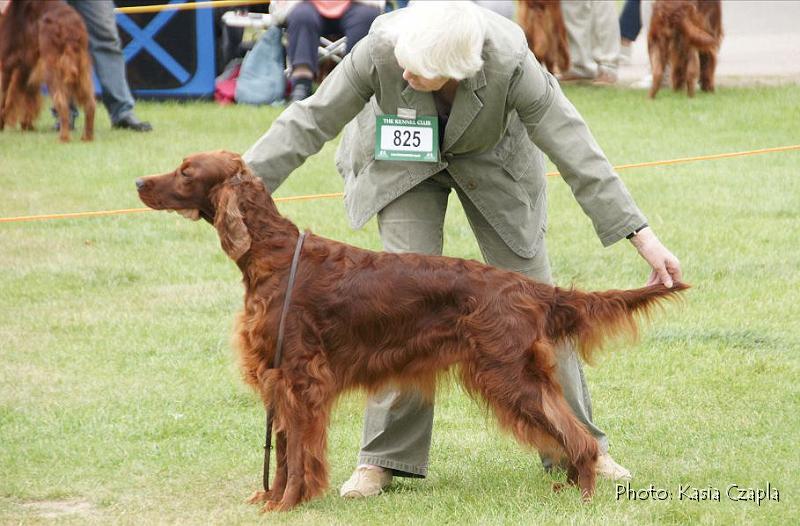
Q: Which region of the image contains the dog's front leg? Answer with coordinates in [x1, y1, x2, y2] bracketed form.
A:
[245, 429, 287, 505]
[263, 418, 304, 512]
[268, 430, 288, 503]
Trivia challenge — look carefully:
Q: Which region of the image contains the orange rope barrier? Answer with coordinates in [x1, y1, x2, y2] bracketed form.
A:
[2, 144, 798, 224]
[544, 143, 800, 177]
[114, 0, 269, 15]
[0, 194, 344, 224]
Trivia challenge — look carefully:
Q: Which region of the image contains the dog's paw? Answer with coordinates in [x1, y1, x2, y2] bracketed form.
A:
[260, 500, 284, 513]
[245, 490, 270, 505]
[552, 482, 567, 493]
[581, 489, 594, 504]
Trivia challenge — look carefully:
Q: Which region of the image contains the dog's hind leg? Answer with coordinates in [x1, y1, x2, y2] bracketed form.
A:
[699, 54, 714, 92]
[0, 68, 11, 130]
[2, 69, 23, 129]
[648, 39, 668, 99]
[540, 384, 598, 502]
[670, 52, 687, 94]
[20, 84, 41, 132]
[460, 345, 599, 501]
[51, 87, 71, 142]
[686, 52, 700, 97]
[77, 86, 95, 141]
[699, 52, 716, 92]
[76, 55, 95, 141]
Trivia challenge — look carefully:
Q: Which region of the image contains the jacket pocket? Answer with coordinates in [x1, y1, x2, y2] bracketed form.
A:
[501, 143, 546, 210]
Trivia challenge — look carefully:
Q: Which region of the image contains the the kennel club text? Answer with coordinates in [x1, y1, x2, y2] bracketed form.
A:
[616, 482, 780, 505]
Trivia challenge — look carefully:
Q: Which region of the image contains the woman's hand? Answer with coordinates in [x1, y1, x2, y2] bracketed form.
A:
[629, 227, 682, 288]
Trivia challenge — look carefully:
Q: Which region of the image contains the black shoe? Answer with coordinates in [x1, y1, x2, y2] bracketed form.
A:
[53, 119, 76, 132]
[289, 79, 312, 104]
[112, 114, 152, 132]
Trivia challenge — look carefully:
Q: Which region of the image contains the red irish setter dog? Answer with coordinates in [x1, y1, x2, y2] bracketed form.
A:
[648, 0, 723, 98]
[0, 0, 95, 141]
[517, 0, 570, 75]
[137, 151, 688, 512]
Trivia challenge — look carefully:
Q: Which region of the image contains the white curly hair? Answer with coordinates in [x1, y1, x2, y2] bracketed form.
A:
[392, 1, 487, 80]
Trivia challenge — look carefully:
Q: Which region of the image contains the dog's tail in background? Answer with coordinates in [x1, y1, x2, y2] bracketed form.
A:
[547, 282, 689, 363]
[681, 18, 718, 51]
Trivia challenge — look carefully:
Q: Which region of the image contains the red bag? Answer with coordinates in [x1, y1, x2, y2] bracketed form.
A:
[214, 63, 242, 105]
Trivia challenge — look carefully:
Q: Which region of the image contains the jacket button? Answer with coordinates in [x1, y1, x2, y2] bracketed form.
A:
[466, 181, 477, 190]
[444, 152, 453, 159]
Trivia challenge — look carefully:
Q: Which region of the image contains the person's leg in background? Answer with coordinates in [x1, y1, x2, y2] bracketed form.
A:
[339, 2, 381, 53]
[590, 0, 621, 84]
[340, 174, 452, 498]
[560, 0, 596, 80]
[285, 2, 324, 103]
[619, 0, 642, 64]
[66, 0, 151, 131]
[560, 0, 620, 84]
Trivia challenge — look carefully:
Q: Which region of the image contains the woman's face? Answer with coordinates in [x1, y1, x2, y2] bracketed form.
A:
[402, 68, 451, 92]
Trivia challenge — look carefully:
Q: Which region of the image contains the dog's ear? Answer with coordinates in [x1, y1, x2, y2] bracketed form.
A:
[214, 186, 251, 261]
[215, 149, 249, 179]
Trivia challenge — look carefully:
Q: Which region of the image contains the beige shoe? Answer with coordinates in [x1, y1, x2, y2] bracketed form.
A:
[340, 466, 393, 498]
[596, 453, 632, 481]
[557, 72, 594, 84]
[592, 70, 618, 86]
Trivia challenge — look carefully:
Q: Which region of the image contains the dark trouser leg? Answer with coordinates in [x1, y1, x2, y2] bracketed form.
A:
[285, 2, 324, 76]
[67, 0, 135, 123]
[339, 3, 381, 52]
[619, 0, 642, 42]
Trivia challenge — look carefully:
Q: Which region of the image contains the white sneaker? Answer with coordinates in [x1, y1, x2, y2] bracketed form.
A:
[631, 73, 671, 90]
[618, 44, 633, 65]
[631, 74, 654, 89]
[340, 466, 393, 498]
[595, 453, 632, 481]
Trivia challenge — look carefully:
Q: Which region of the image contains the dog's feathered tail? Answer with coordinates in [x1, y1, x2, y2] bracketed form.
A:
[547, 282, 689, 364]
[681, 17, 718, 51]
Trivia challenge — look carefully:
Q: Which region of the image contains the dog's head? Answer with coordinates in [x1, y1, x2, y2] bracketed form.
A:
[136, 150, 255, 261]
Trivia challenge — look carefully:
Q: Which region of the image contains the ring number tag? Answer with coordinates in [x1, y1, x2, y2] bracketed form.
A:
[375, 115, 439, 162]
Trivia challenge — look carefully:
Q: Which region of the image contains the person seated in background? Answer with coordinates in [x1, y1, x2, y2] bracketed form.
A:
[270, 0, 384, 103]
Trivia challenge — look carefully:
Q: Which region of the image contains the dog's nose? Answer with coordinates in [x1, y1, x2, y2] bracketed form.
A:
[135, 178, 145, 190]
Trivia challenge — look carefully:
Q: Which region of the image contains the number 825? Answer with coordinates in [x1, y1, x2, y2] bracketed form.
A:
[393, 129, 421, 148]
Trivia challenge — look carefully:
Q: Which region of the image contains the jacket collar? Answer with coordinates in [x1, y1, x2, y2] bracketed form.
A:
[443, 69, 486, 152]
[399, 69, 486, 153]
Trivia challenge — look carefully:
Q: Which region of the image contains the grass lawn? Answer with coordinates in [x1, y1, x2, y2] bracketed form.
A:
[1, 85, 799, 525]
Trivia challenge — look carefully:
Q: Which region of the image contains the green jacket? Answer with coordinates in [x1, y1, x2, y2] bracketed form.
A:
[243, 9, 646, 258]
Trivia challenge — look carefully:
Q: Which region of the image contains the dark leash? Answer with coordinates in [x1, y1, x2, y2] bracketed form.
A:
[263, 230, 307, 492]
